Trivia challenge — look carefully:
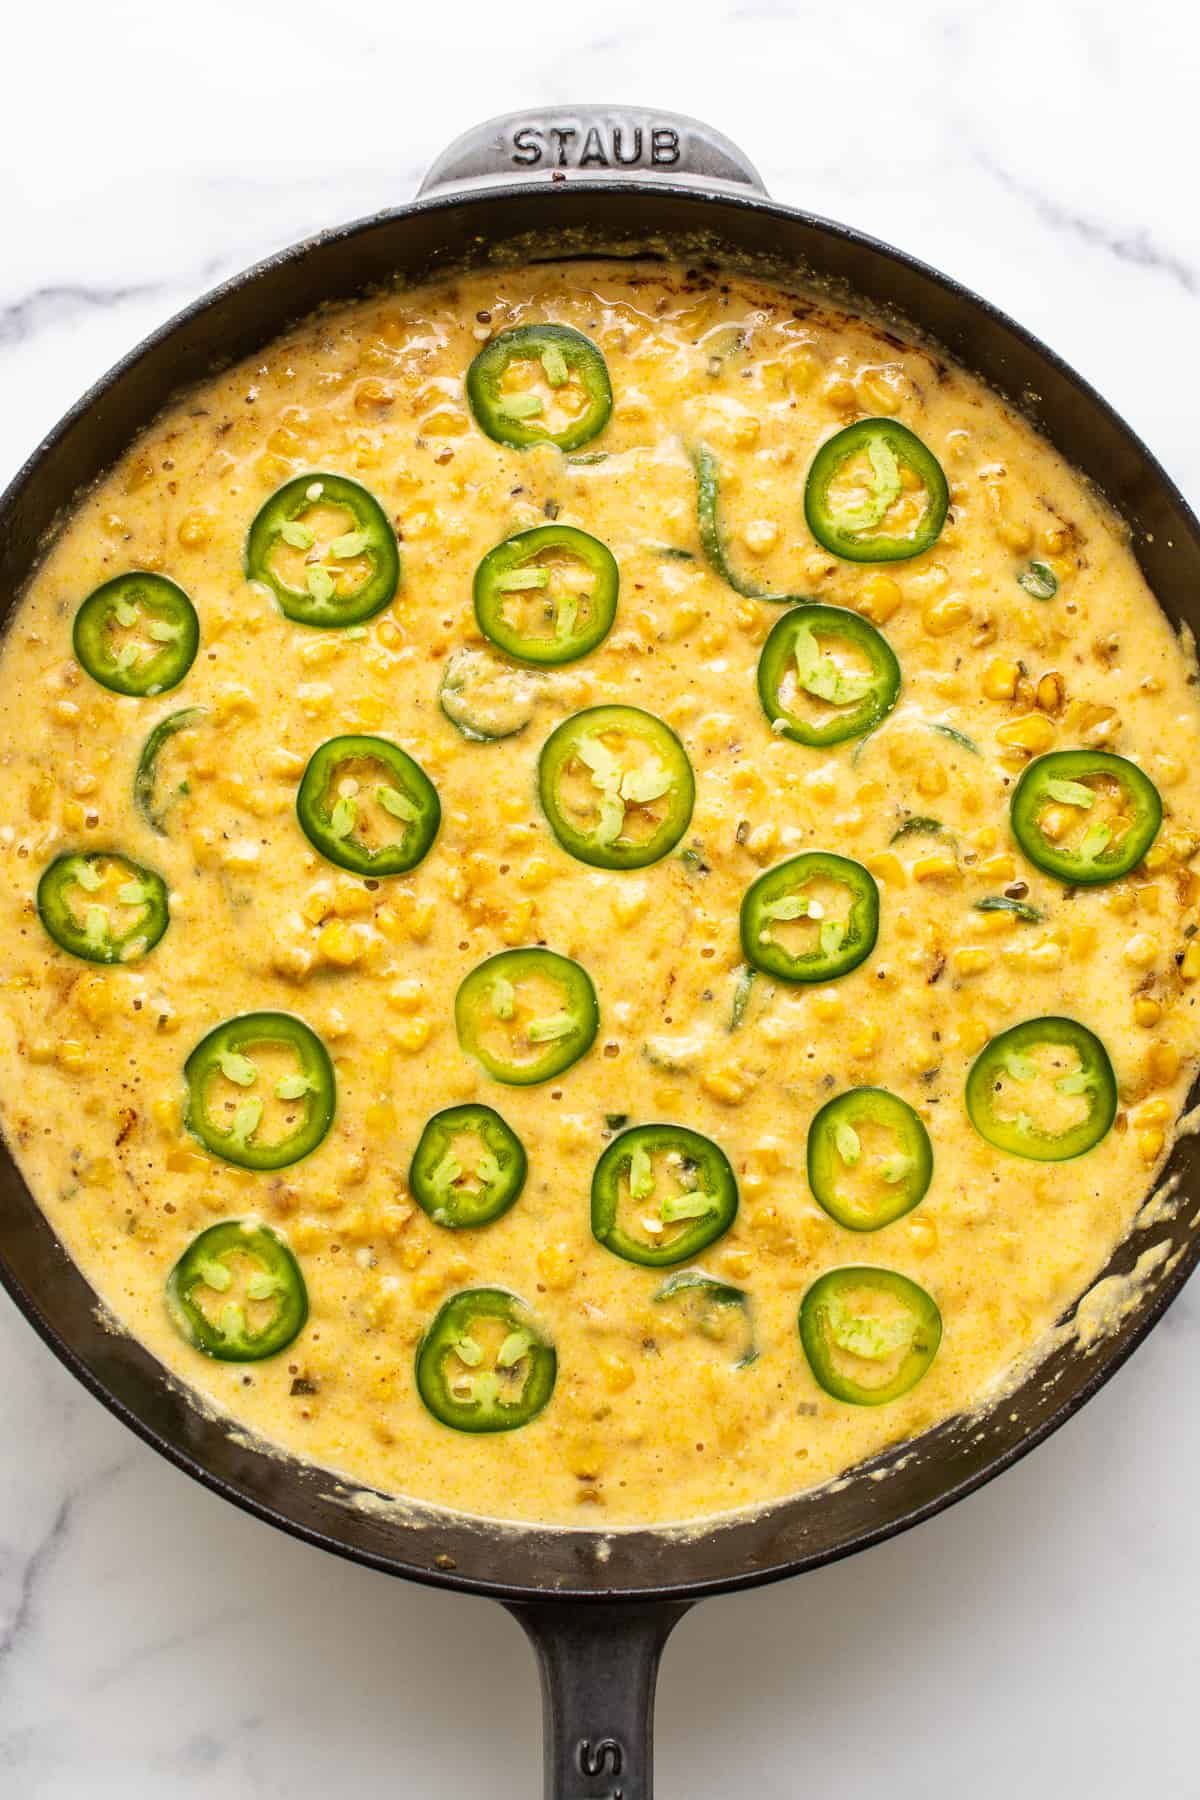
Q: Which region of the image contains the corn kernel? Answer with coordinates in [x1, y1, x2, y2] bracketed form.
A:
[915, 761, 949, 799]
[288, 1220, 326, 1253]
[499, 900, 535, 945]
[1038, 806, 1073, 844]
[387, 979, 424, 1014]
[1136, 1098, 1172, 1129]
[699, 1061, 756, 1104]
[812, 988, 843, 1021]
[518, 857, 553, 891]
[599, 1353, 635, 1394]
[613, 884, 649, 927]
[1069, 922, 1097, 958]
[73, 973, 115, 1023]
[922, 595, 971, 636]
[866, 851, 907, 886]
[1148, 1042, 1181, 1086]
[1180, 942, 1200, 981]
[318, 921, 366, 967]
[849, 1021, 881, 1058]
[996, 517, 1034, 553]
[365, 1099, 397, 1135]
[953, 947, 993, 976]
[354, 377, 394, 412]
[301, 638, 340, 669]
[667, 600, 702, 640]
[56, 1040, 89, 1072]
[1035, 671, 1064, 713]
[1004, 938, 1063, 972]
[996, 713, 1055, 753]
[331, 881, 373, 920]
[166, 1146, 208, 1174]
[537, 1243, 577, 1289]
[983, 658, 1020, 701]
[858, 573, 902, 624]
[391, 1016, 431, 1054]
[976, 854, 1017, 882]
[212, 683, 257, 721]
[1123, 932, 1160, 969]
[745, 821, 779, 862]
[1133, 997, 1163, 1027]
[740, 519, 779, 557]
[912, 853, 960, 883]
[151, 1096, 181, 1134]
[345, 693, 387, 731]
[957, 1015, 991, 1054]
[1137, 1129, 1166, 1166]
[907, 1216, 939, 1255]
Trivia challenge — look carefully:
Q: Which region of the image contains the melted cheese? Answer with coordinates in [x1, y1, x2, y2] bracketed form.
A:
[0, 261, 1196, 1526]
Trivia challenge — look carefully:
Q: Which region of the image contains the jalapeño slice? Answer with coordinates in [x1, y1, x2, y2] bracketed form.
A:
[416, 1287, 557, 1433]
[1010, 750, 1162, 885]
[591, 1124, 739, 1268]
[296, 734, 440, 876]
[800, 1267, 942, 1405]
[805, 419, 949, 563]
[166, 1220, 307, 1362]
[538, 705, 695, 870]
[740, 852, 879, 983]
[73, 572, 199, 696]
[455, 948, 599, 1085]
[410, 1104, 527, 1229]
[474, 525, 619, 665]
[757, 603, 901, 747]
[37, 851, 169, 965]
[134, 705, 208, 835]
[439, 645, 538, 742]
[245, 472, 400, 627]
[807, 1087, 933, 1231]
[654, 1269, 757, 1367]
[965, 1016, 1117, 1162]
[467, 324, 612, 452]
[185, 1012, 335, 1170]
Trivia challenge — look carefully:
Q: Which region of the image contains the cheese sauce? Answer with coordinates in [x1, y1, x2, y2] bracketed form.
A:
[0, 261, 1197, 1526]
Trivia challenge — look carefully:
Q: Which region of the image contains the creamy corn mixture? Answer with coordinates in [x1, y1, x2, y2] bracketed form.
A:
[0, 261, 1197, 1527]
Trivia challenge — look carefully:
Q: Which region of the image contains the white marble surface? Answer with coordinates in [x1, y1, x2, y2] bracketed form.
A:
[2, 2, 1199, 1792]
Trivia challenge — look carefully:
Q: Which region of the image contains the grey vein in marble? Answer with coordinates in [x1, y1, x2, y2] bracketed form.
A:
[975, 151, 1198, 296]
[0, 1491, 72, 1670]
[0, 283, 173, 349]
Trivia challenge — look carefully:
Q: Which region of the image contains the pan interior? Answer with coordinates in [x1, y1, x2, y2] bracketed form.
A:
[0, 183, 1197, 1597]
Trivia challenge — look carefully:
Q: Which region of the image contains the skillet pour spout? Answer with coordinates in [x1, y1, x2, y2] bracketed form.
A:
[1, 103, 1199, 1800]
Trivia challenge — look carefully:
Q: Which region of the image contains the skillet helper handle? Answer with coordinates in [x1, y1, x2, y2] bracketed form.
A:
[418, 107, 765, 196]
[507, 1599, 691, 1800]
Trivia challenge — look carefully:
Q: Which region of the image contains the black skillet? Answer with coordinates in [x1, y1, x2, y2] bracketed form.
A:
[1, 107, 1197, 1798]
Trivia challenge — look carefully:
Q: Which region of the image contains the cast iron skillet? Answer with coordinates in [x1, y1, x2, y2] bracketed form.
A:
[2, 107, 1198, 1798]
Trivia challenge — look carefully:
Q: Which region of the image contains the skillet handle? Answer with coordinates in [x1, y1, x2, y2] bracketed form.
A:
[418, 107, 765, 197]
[506, 1598, 691, 1800]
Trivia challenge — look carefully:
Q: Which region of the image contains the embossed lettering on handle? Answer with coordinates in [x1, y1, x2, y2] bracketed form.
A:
[509, 121, 683, 172]
[577, 1737, 624, 1780]
[506, 1599, 691, 1800]
[418, 107, 765, 197]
